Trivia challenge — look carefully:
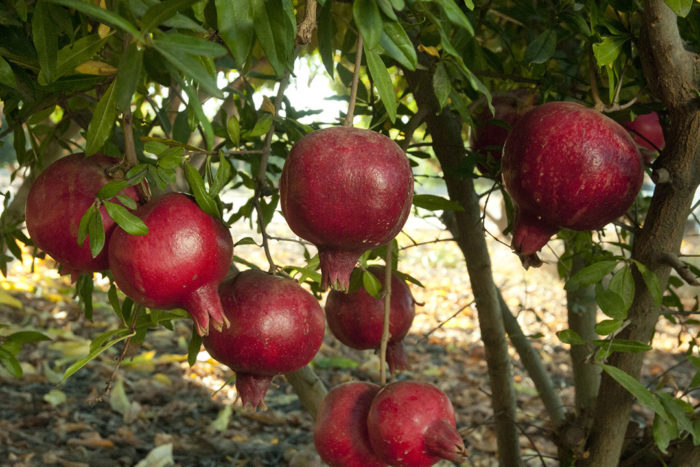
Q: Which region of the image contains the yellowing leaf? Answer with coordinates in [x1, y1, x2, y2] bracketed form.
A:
[75, 60, 117, 75]
[0, 289, 22, 308]
[260, 96, 275, 114]
[418, 44, 440, 57]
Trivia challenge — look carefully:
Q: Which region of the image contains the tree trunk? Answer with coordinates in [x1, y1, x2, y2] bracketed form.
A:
[406, 69, 522, 466]
[583, 2, 700, 464]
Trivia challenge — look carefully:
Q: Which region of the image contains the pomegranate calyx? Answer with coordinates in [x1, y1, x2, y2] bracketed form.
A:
[385, 341, 408, 375]
[236, 373, 273, 410]
[184, 283, 230, 336]
[319, 248, 364, 291]
[424, 418, 468, 463]
[511, 209, 559, 269]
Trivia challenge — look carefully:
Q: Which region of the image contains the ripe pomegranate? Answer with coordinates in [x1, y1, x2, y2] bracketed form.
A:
[502, 101, 643, 267]
[202, 270, 325, 409]
[280, 127, 414, 291]
[25, 153, 140, 281]
[314, 381, 385, 467]
[108, 192, 233, 336]
[622, 111, 665, 160]
[367, 381, 467, 467]
[325, 266, 415, 374]
[472, 89, 536, 177]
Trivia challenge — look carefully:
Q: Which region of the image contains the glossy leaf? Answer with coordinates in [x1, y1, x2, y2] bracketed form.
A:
[184, 163, 220, 219]
[593, 36, 628, 67]
[524, 30, 557, 65]
[77, 204, 96, 247]
[354, 0, 383, 49]
[362, 269, 383, 299]
[557, 329, 584, 345]
[364, 46, 397, 122]
[153, 39, 223, 99]
[600, 363, 670, 422]
[379, 21, 417, 70]
[216, 0, 254, 66]
[431, 0, 474, 35]
[594, 318, 622, 336]
[140, 0, 199, 36]
[88, 208, 105, 258]
[187, 326, 202, 367]
[33, 0, 58, 84]
[48, 0, 140, 37]
[97, 180, 130, 200]
[595, 284, 628, 320]
[53, 34, 110, 81]
[103, 201, 148, 236]
[413, 194, 464, 212]
[155, 32, 227, 57]
[86, 80, 118, 156]
[609, 266, 635, 311]
[565, 260, 617, 291]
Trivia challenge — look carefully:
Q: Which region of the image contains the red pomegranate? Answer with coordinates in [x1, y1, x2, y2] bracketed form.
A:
[202, 269, 325, 409]
[108, 192, 233, 336]
[622, 111, 665, 160]
[280, 127, 414, 291]
[25, 153, 140, 281]
[313, 381, 385, 467]
[325, 266, 415, 374]
[502, 101, 643, 267]
[367, 381, 467, 467]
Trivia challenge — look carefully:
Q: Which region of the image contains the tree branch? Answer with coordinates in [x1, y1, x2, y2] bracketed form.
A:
[659, 252, 699, 285]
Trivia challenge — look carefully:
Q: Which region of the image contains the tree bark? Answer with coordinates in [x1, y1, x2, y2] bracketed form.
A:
[583, 2, 700, 464]
[406, 68, 522, 466]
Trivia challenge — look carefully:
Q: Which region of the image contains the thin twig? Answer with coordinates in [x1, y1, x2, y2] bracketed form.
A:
[659, 252, 699, 285]
[398, 237, 456, 250]
[379, 245, 393, 386]
[418, 300, 475, 343]
[343, 34, 364, 127]
[399, 107, 429, 152]
[103, 305, 142, 398]
[122, 110, 151, 203]
[295, 0, 318, 45]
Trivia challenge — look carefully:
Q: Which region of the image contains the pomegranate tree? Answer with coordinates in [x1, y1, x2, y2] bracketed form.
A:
[202, 269, 325, 409]
[108, 192, 233, 336]
[367, 381, 467, 467]
[325, 266, 415, 374]
[25, 153, 140, 281]
[314, 381, 384, 467]
[502, 101, 643, 267]
[280, 127, 414, 291]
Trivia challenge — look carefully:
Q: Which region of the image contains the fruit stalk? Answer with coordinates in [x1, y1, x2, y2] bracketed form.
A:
[379, 245, 393, 386]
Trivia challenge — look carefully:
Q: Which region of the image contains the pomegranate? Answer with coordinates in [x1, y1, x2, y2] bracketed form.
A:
[202, 269, 325, 409]
[313, 381, 385, 467]
[367, 381, 467, 467]
[325, 266, 415, 374]
[25, 153, 140, 281]
[502, 101, 643, 267]
[280, 127, 414, 291]
[108, 192, 233, 336]
[622, 111, 665, 160]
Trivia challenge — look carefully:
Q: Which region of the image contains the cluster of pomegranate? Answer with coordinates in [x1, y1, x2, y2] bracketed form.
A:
[314, 380, 467, 467]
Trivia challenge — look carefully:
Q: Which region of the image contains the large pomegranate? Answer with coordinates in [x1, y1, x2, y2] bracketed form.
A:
[25, 153, 140, 281]
[502, 101, 643, 267]
[313, 381, 385, 467]
[108, 192, 233, 336]
[325, 266, 415, 374]
[202, 270, 325, 409]
[367, 381, 467, 467]
[280, 127, 414, 291]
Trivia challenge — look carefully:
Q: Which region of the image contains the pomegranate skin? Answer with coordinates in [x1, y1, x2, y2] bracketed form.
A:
[313, 382, 385, 467]
[25, 153, 140, 281]
[280, 127, 414, 291]
[325, 266, 415, 374]
[108, 192, 233, 336]
[623, 111, 665, 158]
[202, 270, 325, 409]
[367, 381, 467, 467]
[502, 101, 643, 265]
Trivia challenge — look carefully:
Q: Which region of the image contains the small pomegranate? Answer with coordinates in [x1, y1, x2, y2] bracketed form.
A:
[25, 153, 140, 281]
[280, 127, 414, 291]
[325, 266, 415, 374]
[502, 101, 643, 267]
[367, 381, 467, 467]
[622, 111, 665, 160]
[108, 192, 233, 336]
[314, 382, 385, 467]
[202, 270, 325, 409]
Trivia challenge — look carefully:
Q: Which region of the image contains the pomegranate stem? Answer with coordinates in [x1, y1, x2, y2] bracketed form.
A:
[343, 33, 363, 128]
[379, 243, 393, 386]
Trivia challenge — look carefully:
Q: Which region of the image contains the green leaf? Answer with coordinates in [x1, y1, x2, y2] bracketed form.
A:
[664, 0, 692, 18]
[609, 266, 635, 311]
[524, 30, 557, 65]
[184, 163, 220, 219]
[115, 42, 143, 112]
[633, 260, 663, 306]
[379, 20, 417, 71]
[116, 195, 137, 210]
[157, 146, 184, 169]
[77, 204, 96, 247]
[48, 0, 140, 37]
[599, 363, 670, 422]
[557, 329, 584, 345]
[653, 412, 676, 454]
[153, 40, 224, 99]
[593, 35, 628, 67]
[432, 62, 451, 110]
[565, 260, 617, 291]
[167, 65, 214, 149]
[62, 328, 135, 381]
[362, 269, 383, 299]
[251, 0, 295, 76]
[377, 0, 398, 20]
[211, 156, 233, 197]
[52, 34, 109, 82]
[86, 80, 118, 156]
[413, 194, 464, 212]
[594, 338, 651, 353]
[216, 0, 254, 66]
[242, 114, 273, 138]
[155, 32, 227, 57]
[658, 393, 694, 435]
[354, 0, 383, 49]
[33, 0, 58, 84]
[595, 284, 628, 320]
[0, 348, 23, 378]
[88, 208, 105, 258]
[140, 0, 199, 36]
[364, 46, 397, 123]
[97, 180, 130, 200]
[431, 0, 474, 35]
[234, 236, 258, 247]
[108, 283, 125, 324]
[187, 325, 202, 367]
[2, 331, 51, 355]
[595, 318, 623, 335]
[103, 201, 148, 236]
[226, 116, 240, 146]
[76, 273, 94, 319]
[318, 0, 335, 78]
[0, 56, 17, 88]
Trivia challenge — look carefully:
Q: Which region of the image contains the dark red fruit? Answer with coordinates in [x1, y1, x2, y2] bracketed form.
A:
[325, 266, 415, 374]
[280, 127, 414, 291]
[25, 153, 140, 281]
[202, 270, 325, 409]
[622, 111, 665, 160]
[367, 381, 467, 467]
[314, 382, 385, 467]
[502, 102, 643, 267]
[108, 192, 233, 336]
